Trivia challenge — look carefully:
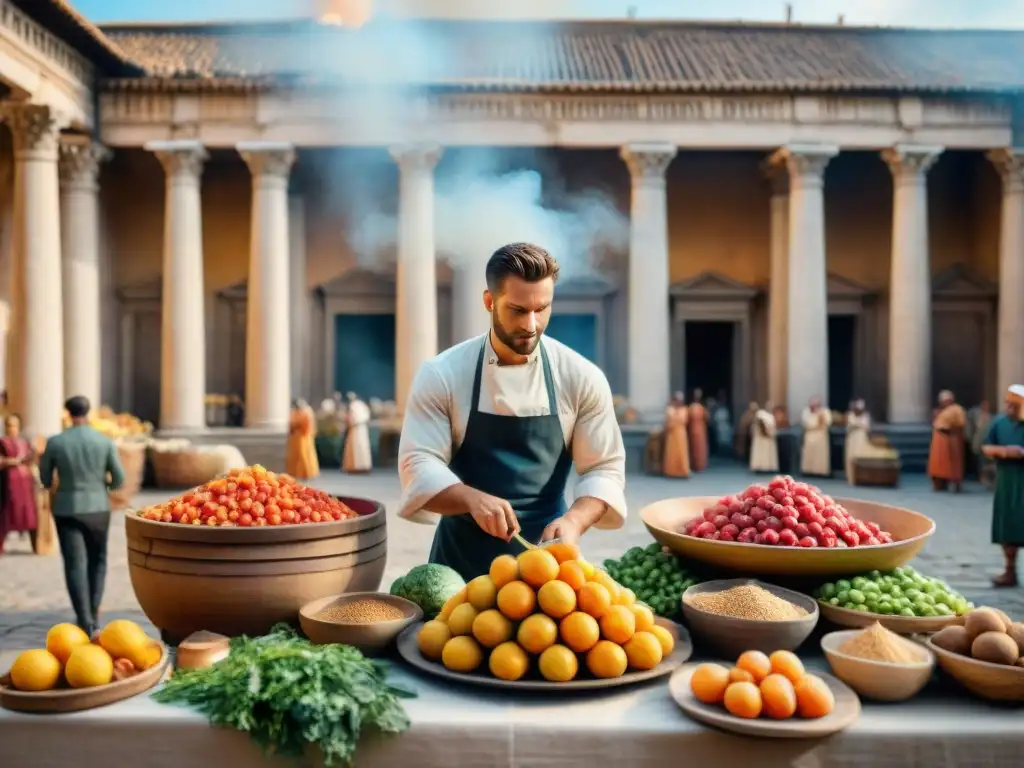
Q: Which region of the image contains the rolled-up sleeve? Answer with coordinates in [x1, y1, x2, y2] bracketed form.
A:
[397, 362, 462, 525]
[570, 363, 627, 530]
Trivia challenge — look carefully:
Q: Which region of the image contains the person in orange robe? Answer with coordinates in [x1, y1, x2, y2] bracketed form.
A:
[687, 388, 709, 472]
[662, 392, 691, 478]
[928, 390, 967, 492]
[286, 399, 320, 479]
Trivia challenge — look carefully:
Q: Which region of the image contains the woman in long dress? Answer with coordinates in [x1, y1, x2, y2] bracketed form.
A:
[0, 414, 38, 555]
[735, 402, 759, 460]
[844, 399, 871, 485]
[662, 393, 691, 478]
[687, 388, 709, 472]
[929, 390, 967, 492]
[750, 403, 779, 473]
[286, 400, 320, 479]
[800, 396, 833, 477]
[342, 392, 373, 473]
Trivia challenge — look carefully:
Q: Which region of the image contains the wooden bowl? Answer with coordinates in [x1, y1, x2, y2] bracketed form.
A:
[818, 600, 961, 635]
[926, 637, 1024, 703]
[126, 497, 388, 642]
[299, 592, 422, 654]
[680, 579, 818, 658]
[821, 630, 935, 702]
[642, 496, 935, 578]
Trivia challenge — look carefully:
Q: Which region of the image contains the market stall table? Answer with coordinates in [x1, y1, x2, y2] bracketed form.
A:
[1, 651, 1021, 768]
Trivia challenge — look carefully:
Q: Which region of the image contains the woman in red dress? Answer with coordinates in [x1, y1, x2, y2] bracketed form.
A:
[0, 414, 38, 554]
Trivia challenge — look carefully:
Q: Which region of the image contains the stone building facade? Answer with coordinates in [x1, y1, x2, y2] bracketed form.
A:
[2, 1, 1024, 437]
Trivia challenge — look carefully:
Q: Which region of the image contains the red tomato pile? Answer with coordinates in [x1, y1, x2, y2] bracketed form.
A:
[138, 465, 359, 527]
[682, 475, 894, 548]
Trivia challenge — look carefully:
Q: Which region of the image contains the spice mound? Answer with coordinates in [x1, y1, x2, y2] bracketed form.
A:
[837, 622, 922, 664]
[686, 584, 808, 621]
[316, 599, 406, 624]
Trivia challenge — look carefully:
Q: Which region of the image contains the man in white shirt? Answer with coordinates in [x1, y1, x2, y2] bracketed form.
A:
[397, 242, 627, 580]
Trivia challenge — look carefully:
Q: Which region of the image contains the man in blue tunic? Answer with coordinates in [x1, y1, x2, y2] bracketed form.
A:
[397, 243, 627, 580]
[982, 384, 1024, 588]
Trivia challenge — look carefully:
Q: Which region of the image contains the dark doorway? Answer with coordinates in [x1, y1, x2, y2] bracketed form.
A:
[685, 321, 734, 402]
[334, 313, 396, 400]
[828, 315, 856, 410]
[546, 314, 598, 363]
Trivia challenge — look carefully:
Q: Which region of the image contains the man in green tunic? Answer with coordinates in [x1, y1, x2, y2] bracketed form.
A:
[982, 384, 1024, 588]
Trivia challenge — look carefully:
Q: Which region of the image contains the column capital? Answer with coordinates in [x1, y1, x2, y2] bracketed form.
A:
[882, 144, 943, 186]
[987, 148, 1024, 194]
[3, 103, 63, 159]
[620, 143, 677, 184]
[767, 144, 838, 183]
[237, 141, 296, 179]
[146, 140, 208, 180]
[58, 140, 111, 191]
[390, 143, 442, 173]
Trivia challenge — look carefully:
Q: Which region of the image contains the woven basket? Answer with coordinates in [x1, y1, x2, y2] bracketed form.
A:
[853, 457, 900, 488]
[109, 441, 146, 510]
[150, 448, 226, 489]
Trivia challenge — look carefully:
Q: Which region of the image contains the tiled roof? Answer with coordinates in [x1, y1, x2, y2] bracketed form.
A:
[17, 0, 139, 73]
[97, 19, 1024, 94]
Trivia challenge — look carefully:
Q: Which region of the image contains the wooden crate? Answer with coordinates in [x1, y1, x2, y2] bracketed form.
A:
[853, 457, 900, 487]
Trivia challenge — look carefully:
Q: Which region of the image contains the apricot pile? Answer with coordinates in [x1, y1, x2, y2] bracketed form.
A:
[690, 650, 835, 720]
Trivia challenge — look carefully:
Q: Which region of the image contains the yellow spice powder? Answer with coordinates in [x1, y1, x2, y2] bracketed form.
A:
[838, 622, 921, 664]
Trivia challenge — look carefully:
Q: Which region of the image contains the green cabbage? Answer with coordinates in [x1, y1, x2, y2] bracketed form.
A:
[391, 564, 465, 617]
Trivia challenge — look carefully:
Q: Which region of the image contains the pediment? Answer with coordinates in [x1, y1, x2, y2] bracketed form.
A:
[932, 263, 997, 298]
[556, 272, 617, 298]
[117, 278, 162, 302]
[827, 272, 874, 298]
[670, 271, 758, 298]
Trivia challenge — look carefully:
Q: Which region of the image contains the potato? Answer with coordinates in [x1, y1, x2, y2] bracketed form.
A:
[964, 608, 1006, 639]
[971, 631, 1019, 666]
[932, 625, 972, 656]
[1007, 623, 1024, 655]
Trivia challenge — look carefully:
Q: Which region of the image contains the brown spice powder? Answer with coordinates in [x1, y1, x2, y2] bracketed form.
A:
[686, 584, 807, 621]
[837, 622, 921, 664]
[315, 599, 405, 624]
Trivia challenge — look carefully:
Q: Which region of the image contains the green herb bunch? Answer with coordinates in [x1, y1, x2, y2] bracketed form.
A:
[154, 624, 415, 766]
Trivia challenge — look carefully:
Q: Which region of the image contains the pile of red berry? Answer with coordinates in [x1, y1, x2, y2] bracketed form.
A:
[682, 475, 894, 548]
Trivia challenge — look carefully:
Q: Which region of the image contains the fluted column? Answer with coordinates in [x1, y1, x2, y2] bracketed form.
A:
[289, 193, 311, 401]
[768, 144, 836, 418]
[59, 140, 109, 408]
[147, 140, 208, 431]
[620, 143, 676, 419]
[5, 104, 65, 437]
[451, 263, 490, 343]
[238, 142, 295, 430]
[391, 143, 441, 412]
[988, 149, 1024, 398]
[883, 145, 942, 423]
[764, 161, 790, 407]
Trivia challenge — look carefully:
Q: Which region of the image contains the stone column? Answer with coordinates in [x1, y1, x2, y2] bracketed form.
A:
[147, 140, 208, 432]
[768, 144, 837, 418]
[988, 148, 1024, 398]
[763, 161, 790, 408]
[5, 104, 65, 438]
[238, 142, 295, 431]
[0, 160, 13, 393]
[882, 145, 942, 423]
[451, 263, 490, 343]
[59, 140, 109, 408]
[620, 143, 676, 419]
[288, 193, 311, 401]
[391, 143, 441, 412]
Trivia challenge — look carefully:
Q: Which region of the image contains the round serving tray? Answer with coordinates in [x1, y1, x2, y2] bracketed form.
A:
[669, 663, 861, 739]
[0, 644, 171, 714]
[818, 600, 961, 635]
[396, 617, 692, 691]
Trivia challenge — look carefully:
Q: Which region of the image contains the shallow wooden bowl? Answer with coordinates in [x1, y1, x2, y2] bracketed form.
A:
[680, 579, 818, 658]
[926, 637, 1024, 703]
[642, 496, 935, 578]
[299, 592, 422, 654]
[821, 630, 935, 702]
[818, 600, 961, 635]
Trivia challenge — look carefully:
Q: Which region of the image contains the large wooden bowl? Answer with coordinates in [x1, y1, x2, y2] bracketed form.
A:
[926, 637, 1024, 703]
[641, 496, 934, 578]
[126, 496, 387, 642]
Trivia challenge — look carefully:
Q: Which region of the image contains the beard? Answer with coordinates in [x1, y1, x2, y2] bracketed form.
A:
[492, 315, 541, 356]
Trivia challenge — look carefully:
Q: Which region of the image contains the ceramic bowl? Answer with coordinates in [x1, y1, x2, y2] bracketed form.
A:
[680, 579, 818, 658]
[821, 629, 935, 702]
[925, 636, 1024, 703]
[299, 592, 422, 654]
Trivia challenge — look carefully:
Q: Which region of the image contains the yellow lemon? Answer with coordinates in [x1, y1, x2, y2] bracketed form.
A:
[471, 609, 513, 649]
[447, 602, 479, 637]
[623, 631, 664, 671]
[64, 644, 114, 688]
[538, 644, 579, 682]
[438, 587, 468, 621]
[417, 620, 452, 661]
[9, 649, 62, 692]
[46, 623, 91, 666]
[488, 641, 529, 681]
[537, 580, 577, 620]
[441, 636, 484, 673]
[649, 624, 675, 656]
[466, 575, 498, 611]
[628, 603, 656, 633]
[517, 614, 558, 655]
[488, 555, 519, 589]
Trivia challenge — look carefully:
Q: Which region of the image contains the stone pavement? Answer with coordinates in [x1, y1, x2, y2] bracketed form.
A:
[1, 464, 1020, 651]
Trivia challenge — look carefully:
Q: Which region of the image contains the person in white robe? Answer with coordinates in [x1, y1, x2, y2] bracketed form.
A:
[342, 392, 373, 473]
[844, 399, 872, 484]
[750, 402, 779, 473]
[800, 396, 833, 477]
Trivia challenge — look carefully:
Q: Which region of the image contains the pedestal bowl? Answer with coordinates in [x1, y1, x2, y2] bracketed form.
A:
[126, 496, 387, 643]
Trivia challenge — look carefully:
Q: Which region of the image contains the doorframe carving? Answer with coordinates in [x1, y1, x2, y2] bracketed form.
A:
[552, 273, 616, 369]
[826, 272, 878, 409]
[931, 263, 997, 402]
[669, 271, 759, 415]
[117, 278, 162, 415]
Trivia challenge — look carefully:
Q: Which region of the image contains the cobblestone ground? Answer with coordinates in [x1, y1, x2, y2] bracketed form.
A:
[1, 464, 1020, 651]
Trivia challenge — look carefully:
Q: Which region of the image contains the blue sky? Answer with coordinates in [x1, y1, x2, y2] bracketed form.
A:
[72, 0, 1024, 28]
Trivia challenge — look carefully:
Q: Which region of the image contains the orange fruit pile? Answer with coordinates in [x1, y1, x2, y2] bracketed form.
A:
[416, 543, 676, 683]
[689, 650, 835, 720]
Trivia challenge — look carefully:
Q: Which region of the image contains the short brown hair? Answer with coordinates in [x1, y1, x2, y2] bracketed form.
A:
[485, 243, 560, 293]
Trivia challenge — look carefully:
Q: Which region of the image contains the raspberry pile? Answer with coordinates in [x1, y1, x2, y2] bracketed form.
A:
[683, 475, 894, 548]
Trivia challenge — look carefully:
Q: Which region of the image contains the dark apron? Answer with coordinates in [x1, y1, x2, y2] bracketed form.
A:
[428, 339, 573, 581]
